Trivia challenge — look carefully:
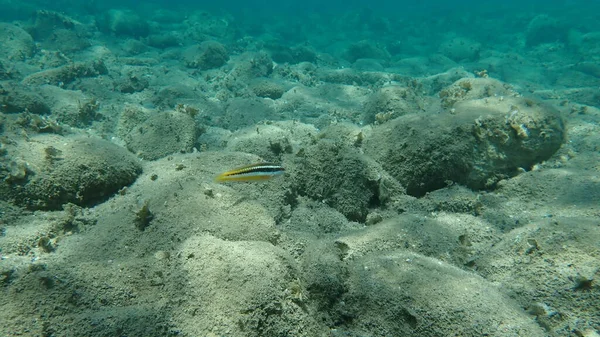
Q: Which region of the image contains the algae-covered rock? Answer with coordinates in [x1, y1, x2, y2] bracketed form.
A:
[344, 40, 390, 63]
[438, 36, 481, 62]
[336, 250, 546, 336]
[22, 60, 108, 87]
[352, 58, 385, 72]
[151, 83, 203, 109]
[289, 140, 391, 222]
[145, 32, 181, 49]
[183, 41, 229, 70]
[31, 10, 91, 53]
[300, 240, 347, 310]
[0, 83, 51, 114]
[250, 78, 285, 99]
[525, 14, 567, 47]
[364, 112, 473, 196]
[178, 234, 323, 335]
[439, 77, 517, 109]
[460, 97, 565, 188]
[363, 85, 423, 123]
[135, 151, 284, 242]
[0, 134, 142, 210]
[0, 60, 13, 80]
[364, 96, 565, 195]
[124, 110, 197, 160]
[268, 44, 317, 64]
[230, 51, 275, 81]
[37, 85, 100, 127]
[0, 23, 34, 61]
[116, 65, 151, 93]
[225, 123, 297, 163]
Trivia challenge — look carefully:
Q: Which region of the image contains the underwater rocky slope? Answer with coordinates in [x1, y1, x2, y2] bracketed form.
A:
[1, 4, 599, 337]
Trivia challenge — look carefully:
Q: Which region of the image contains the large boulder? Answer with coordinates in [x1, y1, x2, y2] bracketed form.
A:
[0, 23, 34, 61]
[363, 85, 423, 124]
[0, 83, 51, 114]
[183, 41, 229, 70]
[337, 249, 546, 336]
[0, 134, 142, 210]
[438, 37, 481, 62]
[365, 96, 565, 196]
[289, 139, 399, 222]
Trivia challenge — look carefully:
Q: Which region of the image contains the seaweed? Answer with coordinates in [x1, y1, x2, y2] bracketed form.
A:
[134, 200, 154, 231]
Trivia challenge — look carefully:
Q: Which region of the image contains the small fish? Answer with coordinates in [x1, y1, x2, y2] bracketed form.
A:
[215, 163, 285, 182]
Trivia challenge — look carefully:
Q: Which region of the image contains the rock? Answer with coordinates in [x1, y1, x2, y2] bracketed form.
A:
[232, 51, 274, 80]
[178, 234, 322, 335]
[525, 15, 567, 47]
[116, 65, 151, 93]
[286, 202, 352, 234]
[145, 33, 181, 49]
[337, 249, 546, 336]
[269, 44, 317, 64]
[460, 97, 565, 188]
[289, 139, 398, 222]
[364, 96, 565, 196]
[352, 58, 385, 72]
[136, 151, 285, 242]
[438, 37, 481, 62]
[0, 83, 51, 114]
[0, 134, 142, 210]
[37, 85, 100, 127]
[183, 41, 229, 70]
[22, 60, 108, 87]
[151, 83, 200, 108]
[0, 23, 34, 61]
[0, 60, 13, 80]
[31, 10, 91, 53]
[124, 110, 197, 160]
[363, 85, 423, 124]
[344, 40, 390, 63]
[226, 124, 295, 162]
[439, 77, 517, 109]
[250, 78, 285, 99]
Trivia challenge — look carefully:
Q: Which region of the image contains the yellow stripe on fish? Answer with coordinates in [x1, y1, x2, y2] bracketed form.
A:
[215, 163, 285, 182]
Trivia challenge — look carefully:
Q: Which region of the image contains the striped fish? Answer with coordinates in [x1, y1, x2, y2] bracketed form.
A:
[215, 163, 285, 182]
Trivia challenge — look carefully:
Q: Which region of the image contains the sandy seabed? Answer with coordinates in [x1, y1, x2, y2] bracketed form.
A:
[1, 3, 599, 337]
